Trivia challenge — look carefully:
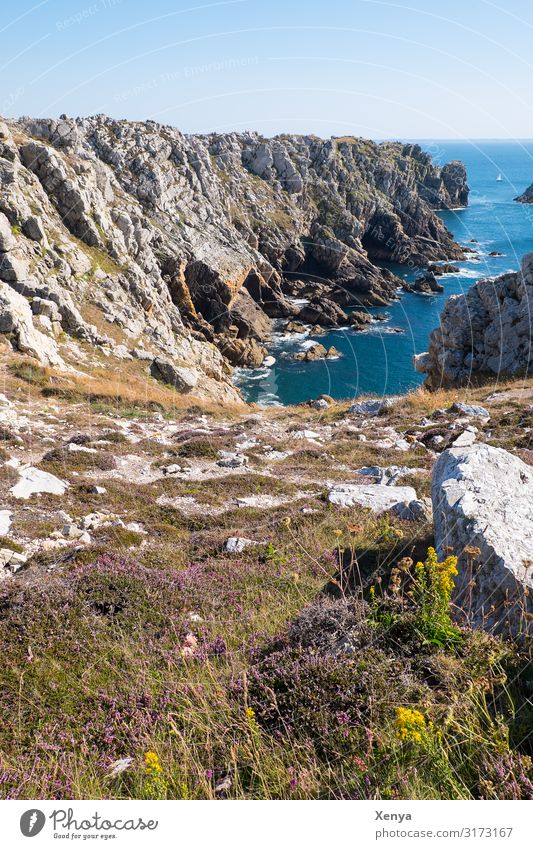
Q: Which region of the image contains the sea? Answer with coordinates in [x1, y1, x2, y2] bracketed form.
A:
[234, 140, 533, 406]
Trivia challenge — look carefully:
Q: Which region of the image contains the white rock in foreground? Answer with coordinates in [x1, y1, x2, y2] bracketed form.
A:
[224, 537, 258, 553]
[10, 466, 68, 499]
[432, 443, 533, 634]
[327, 483, 417, 512]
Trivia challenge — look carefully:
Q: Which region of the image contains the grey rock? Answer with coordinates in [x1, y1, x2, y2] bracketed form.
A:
[348, 398, 394, 416]
[150, 358, 199, 393]
[291, 429, 321, 440]
[449, 402, 490, 420]
[452, 426, 477, 447]
[355, 465, 415, 485]
[217, 453, 248, 468]
[391, 497, 433, 522]
[0, 283, 63, 366]
[31, 297, 62, 322]
[432, 443, 533, 634]
[327, 483, 417, 512]
[0, 547, 27, 573]
[22, 215, 46, 242]
[0, 252, 28, 282]
[63, 523, 84, 540]
[0, 510, 12, 535]
[161, 463, 183, 475]
[515, 182, 533, 203]
[10, 466, 68, 499]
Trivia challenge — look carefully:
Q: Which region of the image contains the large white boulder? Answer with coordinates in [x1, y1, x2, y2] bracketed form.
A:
[432, 443, 533, 634]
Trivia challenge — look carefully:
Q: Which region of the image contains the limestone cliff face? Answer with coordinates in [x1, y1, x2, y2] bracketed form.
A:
[414, 253, 533, 388]
[0, 115, 468, 396]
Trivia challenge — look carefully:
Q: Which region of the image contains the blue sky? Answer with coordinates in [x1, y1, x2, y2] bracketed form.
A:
[2, 0, 533, 138]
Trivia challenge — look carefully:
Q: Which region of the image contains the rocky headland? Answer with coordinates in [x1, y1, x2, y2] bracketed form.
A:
[0, 115, 468, 397]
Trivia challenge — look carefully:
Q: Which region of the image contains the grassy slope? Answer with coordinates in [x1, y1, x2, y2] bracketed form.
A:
[0, 356, 531, 800]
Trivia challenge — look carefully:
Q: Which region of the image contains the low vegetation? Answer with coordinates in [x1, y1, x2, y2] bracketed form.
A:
[0, 515, 531, 800]
[0, 364, 532, 800]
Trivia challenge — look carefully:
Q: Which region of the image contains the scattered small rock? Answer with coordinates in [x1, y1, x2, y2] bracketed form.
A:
[217, 453, 248, 468]
[224, 537, 258, 553]
[449, 402, 490, 420]
[348, 398, 393, 416]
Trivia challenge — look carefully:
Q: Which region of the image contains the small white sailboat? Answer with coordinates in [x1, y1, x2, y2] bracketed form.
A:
[496, 173, 503, 182]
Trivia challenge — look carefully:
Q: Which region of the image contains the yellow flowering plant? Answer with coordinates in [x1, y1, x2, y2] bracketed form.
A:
[413, 547, 461, 646]
[142, 751, 167, 799]
[395, 707, 428, 745]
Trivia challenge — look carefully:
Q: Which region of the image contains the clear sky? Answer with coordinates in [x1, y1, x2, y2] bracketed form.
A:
[2, 0, 533, 139]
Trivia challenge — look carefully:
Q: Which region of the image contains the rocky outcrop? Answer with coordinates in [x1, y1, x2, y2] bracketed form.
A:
[415, 252, 533, 388]
[515, 183, 533, 203]
[0, 118, 241, 402]
[432, 443, 533, 635]
[0, 281, 63, 367]
[403, 271, 444, 294]
[291, 343, 341, 361]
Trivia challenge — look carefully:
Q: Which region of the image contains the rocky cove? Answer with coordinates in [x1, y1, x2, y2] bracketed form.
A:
[236, 140, 533, 405]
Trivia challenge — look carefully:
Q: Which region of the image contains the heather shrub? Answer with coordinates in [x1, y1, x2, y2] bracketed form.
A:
[40, 446, 117, 472]
[246, 593, 533, 799]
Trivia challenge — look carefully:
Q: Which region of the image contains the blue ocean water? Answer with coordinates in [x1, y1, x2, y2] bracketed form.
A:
[235, 141, 533, 406]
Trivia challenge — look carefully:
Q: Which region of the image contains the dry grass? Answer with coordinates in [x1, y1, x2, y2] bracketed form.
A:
[3, 355, 247, 418]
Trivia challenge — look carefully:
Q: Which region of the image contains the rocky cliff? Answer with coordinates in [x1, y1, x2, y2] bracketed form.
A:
[414, 252, 533, 388]
[0, 115, 468, 397]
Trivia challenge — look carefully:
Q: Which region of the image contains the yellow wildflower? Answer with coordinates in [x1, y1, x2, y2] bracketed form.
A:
[245, 706, 256, 720]
[395, 707, 427, 744]
[144, 751, 162, 774]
